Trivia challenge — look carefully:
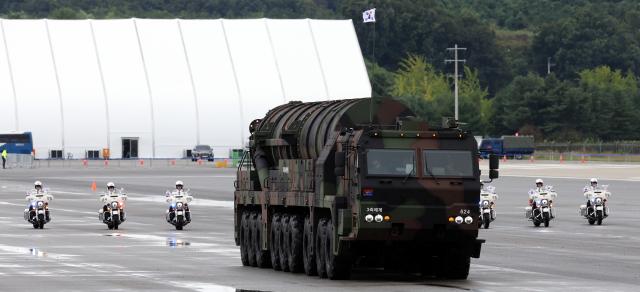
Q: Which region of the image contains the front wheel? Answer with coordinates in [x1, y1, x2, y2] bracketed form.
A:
[483, 217, 491, 229]
[438, 250, 470, 279]
[323, 219, 351, 280]
[533, 220, 541, 227]
[176, 224, 183, 230]
[588, 218, 596, 225]
[543, 212, 550, 227]
[39, 221, 44, 229]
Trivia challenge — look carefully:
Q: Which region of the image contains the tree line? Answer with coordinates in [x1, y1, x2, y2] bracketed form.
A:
[2, 0, 639, 141]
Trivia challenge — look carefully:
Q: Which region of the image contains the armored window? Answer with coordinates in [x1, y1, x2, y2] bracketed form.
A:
[424, 150, 473, 177]
[366, 149, 416, 176]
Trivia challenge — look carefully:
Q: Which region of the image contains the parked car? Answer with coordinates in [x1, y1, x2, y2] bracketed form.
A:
[191, 145, 214, 162]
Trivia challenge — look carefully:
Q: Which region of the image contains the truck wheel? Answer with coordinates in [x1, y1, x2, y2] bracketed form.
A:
[253, 212, 271, 268]
[323, 219, 351, 280]
[287, 214, 304, 273]
[278, 214, 290, 272]
[302, 215, 317, 276]
[438, 250, 470, 279]
[270, 213, 282, 270]
[246, 212, 257, 267]
[315, 218, 328, 278]
[240, 211, 250, 266]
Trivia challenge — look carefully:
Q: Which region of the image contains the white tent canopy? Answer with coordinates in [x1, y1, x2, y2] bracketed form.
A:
[0, 18, 371, 159]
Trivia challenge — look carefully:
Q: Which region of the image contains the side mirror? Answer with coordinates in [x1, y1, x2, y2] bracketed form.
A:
[489, 169, 499, 180]
[335, 152, 345, 167]
[489, 154, 499, 170]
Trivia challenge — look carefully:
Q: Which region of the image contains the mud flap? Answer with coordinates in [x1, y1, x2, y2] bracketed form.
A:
[471, 239, 485, 258]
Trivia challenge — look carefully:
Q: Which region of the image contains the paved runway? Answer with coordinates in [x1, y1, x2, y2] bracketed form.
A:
[0, 162, 639, 291]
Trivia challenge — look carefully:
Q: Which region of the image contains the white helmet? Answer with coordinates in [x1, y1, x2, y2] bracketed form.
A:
[107, 182, 115, 188]
[34, 181, 42, 188]
[590, 178, 598, 183]
[535, 179, 544, 184]
[176, 180, 184, 187]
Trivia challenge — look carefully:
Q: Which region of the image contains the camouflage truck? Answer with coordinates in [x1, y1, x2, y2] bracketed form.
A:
[234, 98, 500, 280]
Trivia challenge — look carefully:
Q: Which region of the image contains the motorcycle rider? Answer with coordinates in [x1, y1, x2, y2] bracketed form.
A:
[585, 178, 607, 215]
[27, 181, 50, 221]
[166, 180, 191, 222]
[529, 178, 554, 218]
[102, 182, 126, 221]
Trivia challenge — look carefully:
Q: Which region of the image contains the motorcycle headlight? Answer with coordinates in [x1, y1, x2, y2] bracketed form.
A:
[482, 200, 489, 207]
[595, 197, 602, 205]
[176, 202, 183, 209]
[111, 202, 118, 209]
[37, 201, 44, 208]
[541, 199, 549, 206]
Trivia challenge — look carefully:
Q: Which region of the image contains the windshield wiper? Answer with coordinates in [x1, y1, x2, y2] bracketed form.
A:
[402, 169, 415, 184]
[424, 167, 440, 185]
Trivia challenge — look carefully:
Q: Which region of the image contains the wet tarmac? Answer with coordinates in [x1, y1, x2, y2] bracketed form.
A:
[0, 162, 638, 291]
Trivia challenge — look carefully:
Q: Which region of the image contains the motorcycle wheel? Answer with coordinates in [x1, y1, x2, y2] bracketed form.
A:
[596, 211, 603, 225]
[588, 218, 595, 225]
[33, 223, 39, 229]
[107, 223, 114, 230]
[543, 213, 550, 227]
[533, 220, 541, 227]
[176, 224, 183, 231]
[114, 222, 119, 230]
[39, 222, 44, 229]
[483, 217, 490, 229]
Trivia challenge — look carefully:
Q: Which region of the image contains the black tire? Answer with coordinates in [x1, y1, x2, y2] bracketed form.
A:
[483, 217, 490, 229]
[438, 250, 470, 279]
[302, 215, 317, 276]
[39, 221, 44, 229]
[253, 212, 271, 268]
[248, 212, 259, 267]
[279, 214, 290, 272]
[33, 223, 39, 229]
[114, 222, 119, 230]
[596, 211, 603, 225]
[246, 212, 257, 267]
[315, 218, 328, 278]
[270, 213, 282, 271]
[543, 213, 550, 228]
[287, 214, 304, 273]
[533, 221, 541, 227]
[108, 223, 114, 230]
[176, 224, 183, 231]
[588, 218, 595, 225]
[239, 211, 250, 266]
[323, 219, 351, 280]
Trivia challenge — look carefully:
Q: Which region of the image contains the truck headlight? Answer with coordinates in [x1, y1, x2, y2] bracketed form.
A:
[365, 214, 373, 222]
[464, 216, 473, 224]
[374, 214, 383, 223]
[455, 216, 463, 224]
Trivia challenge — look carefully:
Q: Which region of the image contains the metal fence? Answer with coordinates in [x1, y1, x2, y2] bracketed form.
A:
[536, 142, 640, 154]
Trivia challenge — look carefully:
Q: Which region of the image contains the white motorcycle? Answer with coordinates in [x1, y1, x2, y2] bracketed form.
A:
[165, 190, 193, 230]
[525, 186, 557, 227]
[580, 185, 611, 225]
[24, 190, 54, 229]
[478, 185, 498, 229]
[99, 189, 128, 230]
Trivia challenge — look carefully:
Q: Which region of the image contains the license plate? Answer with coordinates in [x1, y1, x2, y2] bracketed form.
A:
[596, 206, 603, 210]
[37, 210, 45, 214]
[177, 211, 183, 215]
[112, 210, 119, 214]
[542, 207, 550, 212]
[483, 209, 490, 213]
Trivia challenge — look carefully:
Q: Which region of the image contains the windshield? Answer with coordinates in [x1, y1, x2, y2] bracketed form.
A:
[366, 149, 416, 176]
[195, 145, 211, 151]
[424, 150, 474, 177]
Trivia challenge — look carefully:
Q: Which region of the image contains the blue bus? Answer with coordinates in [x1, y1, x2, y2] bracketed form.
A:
[0, 132, 33, 154]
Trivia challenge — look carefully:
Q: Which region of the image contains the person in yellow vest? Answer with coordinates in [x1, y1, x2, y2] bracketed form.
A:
[1, 149, 7, 169]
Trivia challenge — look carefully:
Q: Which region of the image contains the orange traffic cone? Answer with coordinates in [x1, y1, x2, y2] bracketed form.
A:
[559, 154, 564, 163]
[91, 181, 97, 192]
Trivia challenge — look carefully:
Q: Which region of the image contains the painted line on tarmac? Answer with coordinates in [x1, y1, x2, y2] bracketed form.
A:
[33, 175, 235, 179]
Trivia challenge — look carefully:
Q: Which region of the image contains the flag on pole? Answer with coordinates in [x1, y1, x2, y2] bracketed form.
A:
[363, 8, 376, 23]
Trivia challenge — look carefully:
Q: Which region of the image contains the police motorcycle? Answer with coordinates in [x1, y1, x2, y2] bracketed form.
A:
[525, 185, 557, 227]
[478, 184, 498, 229]
[24, 188, 54, 229]
[98, 183, 128, 230]
[165, 189, 193, 230]
[580, 185, 611, 225]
